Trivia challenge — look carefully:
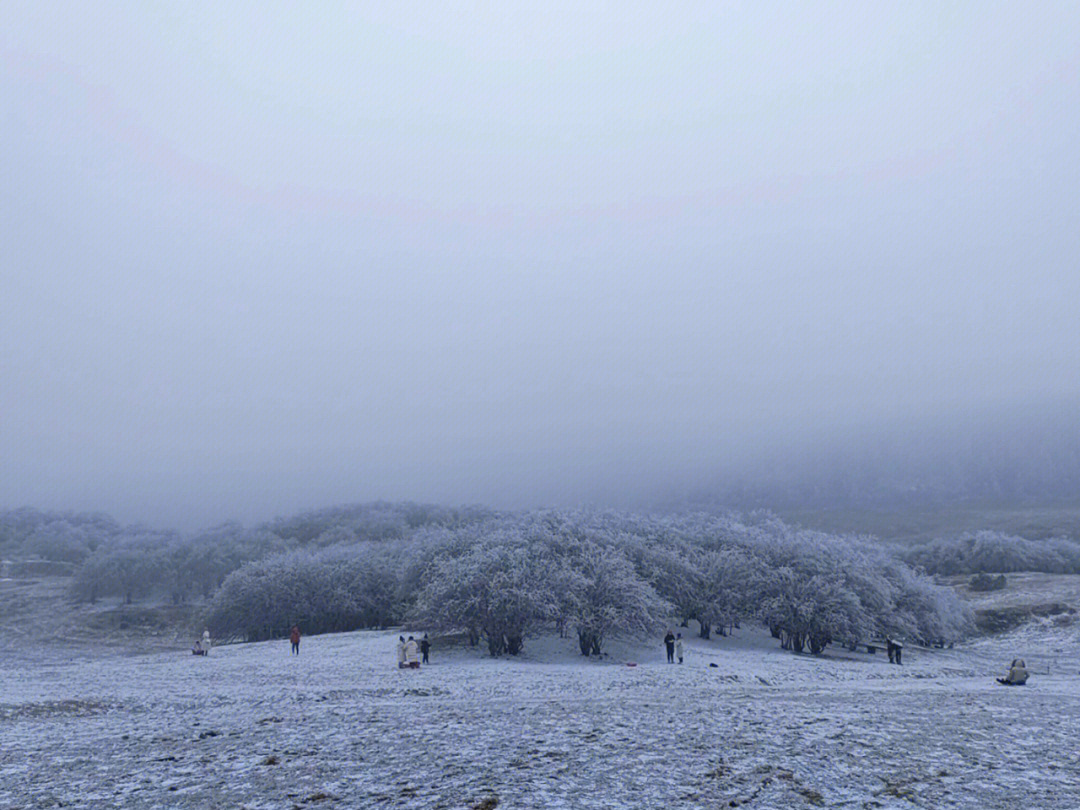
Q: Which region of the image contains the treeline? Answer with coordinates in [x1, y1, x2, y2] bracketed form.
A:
[204, 510, 973, 656]
[70, 525, 291, 605]
[1, 507, 123, 564]
[901, 531, 1080, 576]
[264, 502, 492, 546]
[0, 510, 289, 604]
[0, 503, 487, 606]
[2, 504, 976, 656]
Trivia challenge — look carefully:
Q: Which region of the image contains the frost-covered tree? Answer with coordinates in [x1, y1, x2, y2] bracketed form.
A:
[70, 534, 173, 604]
[697, 546, 758, 638]
[623, 538, 705, 631]
[410, 532, 558, 655]
[204, 543, 404, 641]
[757, 566, 869, 653]
[555, 542, 669, 656]
[879, 560, 973, 644]
[22, 521, 101, 564]
[184, 524, 293, 598]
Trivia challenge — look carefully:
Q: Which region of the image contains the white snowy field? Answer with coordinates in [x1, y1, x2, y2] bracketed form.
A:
[3, 625, 1079, 810]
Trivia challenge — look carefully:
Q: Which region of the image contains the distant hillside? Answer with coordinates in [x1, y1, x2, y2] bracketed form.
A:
[675, 398, 1080, 518]
[775, 503, 1080, 545]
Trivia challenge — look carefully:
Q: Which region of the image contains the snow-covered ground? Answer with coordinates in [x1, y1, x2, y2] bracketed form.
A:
[3, 625, 1079, 810]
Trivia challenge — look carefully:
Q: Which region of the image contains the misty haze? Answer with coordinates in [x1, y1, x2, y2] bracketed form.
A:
[3, 3, 1079, 809]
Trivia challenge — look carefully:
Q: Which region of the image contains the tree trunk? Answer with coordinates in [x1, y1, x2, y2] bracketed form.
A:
[791, 632, 805, 654]
[699, 621, 711, 640]
[506, 635, 523, 656]
[468, 628, 480, 647]
[577, 630, 593, 656]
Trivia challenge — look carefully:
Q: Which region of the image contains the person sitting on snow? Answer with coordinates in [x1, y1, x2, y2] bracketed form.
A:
[997, 658, 1029, 686]
[191, 640, 206, 656]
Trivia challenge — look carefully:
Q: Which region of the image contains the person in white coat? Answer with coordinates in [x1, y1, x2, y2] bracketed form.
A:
[202, 628, 212, 655]
[396, 636, 407, 669]
[404, 636, 420, 668]
[997, 658, 1029, 685]
[674, 633, 684, 664]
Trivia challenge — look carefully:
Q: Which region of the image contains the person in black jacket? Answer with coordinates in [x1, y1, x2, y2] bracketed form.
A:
[664, 630, 676, 663]
[420, 633, 431, 665]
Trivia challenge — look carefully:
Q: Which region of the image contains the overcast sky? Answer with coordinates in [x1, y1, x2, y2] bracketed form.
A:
[3, 2, 1079, 530]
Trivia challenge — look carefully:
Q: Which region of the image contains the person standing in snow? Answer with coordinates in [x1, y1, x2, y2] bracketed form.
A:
[420, 633, 431, 665]
[675, 633, 684, 664]
[664, 630, 676, 663]
[397, 636, 407, 669]
[289, 625, 301, 656]
[892, 638, 903, 665]
[202, 628, 212, 655]
[404, 635, 420, 668]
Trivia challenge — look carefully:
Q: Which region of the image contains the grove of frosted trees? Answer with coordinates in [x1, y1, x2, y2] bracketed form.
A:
[2, 504, 979, 657]
[0, 504, 485, 607]
[200, 509, 973, 656]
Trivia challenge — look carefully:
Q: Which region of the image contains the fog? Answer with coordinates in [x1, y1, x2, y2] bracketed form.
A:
[3, 2, 1079, 530]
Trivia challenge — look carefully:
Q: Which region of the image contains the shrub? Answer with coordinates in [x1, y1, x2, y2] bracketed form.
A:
[969, 573, 1007, 592]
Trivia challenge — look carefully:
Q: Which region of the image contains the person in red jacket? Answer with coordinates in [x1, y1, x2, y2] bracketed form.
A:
[289, 625, 301, 655]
